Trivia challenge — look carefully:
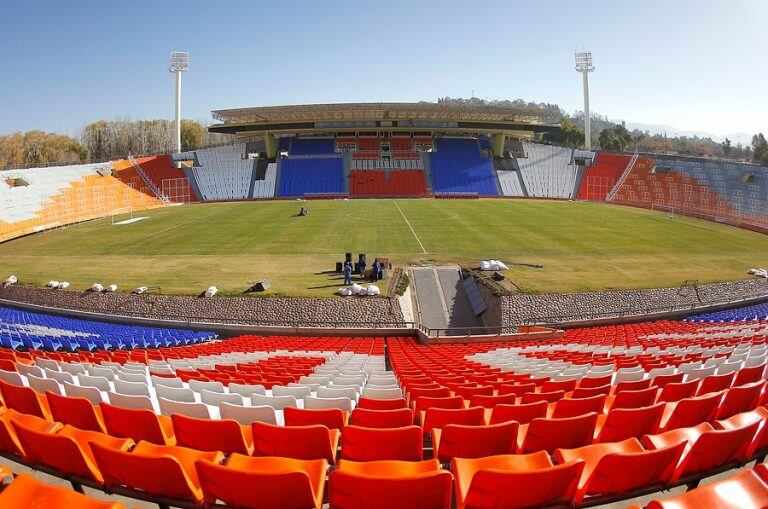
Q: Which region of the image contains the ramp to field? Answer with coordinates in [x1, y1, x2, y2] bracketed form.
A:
[411, 266, 481, 333]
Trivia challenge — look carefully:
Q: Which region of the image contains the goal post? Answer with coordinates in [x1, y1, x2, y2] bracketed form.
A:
[110, 207, 134, 225]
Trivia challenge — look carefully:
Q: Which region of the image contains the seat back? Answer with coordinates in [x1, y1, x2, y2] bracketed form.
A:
[113, 379, 150, 397]
[657, 380, 699, 403]
[677, 421, 761, 480]
[251, 421, 336, 462]
[716, 381, 763, 420]
[12, 422, 101, 482]
[155, 385, 196, 403]
[596, 403, 664, 443]
[357, 397, 407, 410]
[26, 374, 62, 396]
[219, 403, 277, 426]
[350, 408, 414, 429]
[552, 395, 606, 419]
[63, 382, 103, 405]
[100, 403, 171, 445]
[522, 413, 599, 453]
[434, 422, 518, 463]
[200, 389, 243, 406]
[697, 372, 736, 396]
[521, 390, 565, 405]
[329, 469, 452, 509]
[490, 401, 548, 425]
[662, 393, 722, 431]
[303, 396, 353, 412]
[341, 425, 422, 462]
[171, 414, 249, 455]
[159, 398, 211, 419]
[422, 406, 485, 433]
[0, 380, 49, 419]
[107, 392, 154, 411]
[46, 392, 104, 432]
[251, 394, 298, 410]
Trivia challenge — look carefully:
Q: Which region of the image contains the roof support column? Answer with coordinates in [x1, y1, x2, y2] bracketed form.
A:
[491, 133, 506, 157]
[264, 133, 277, 159]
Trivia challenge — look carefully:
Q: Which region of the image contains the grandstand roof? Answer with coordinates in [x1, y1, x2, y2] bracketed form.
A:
[212, 102, 557, 124]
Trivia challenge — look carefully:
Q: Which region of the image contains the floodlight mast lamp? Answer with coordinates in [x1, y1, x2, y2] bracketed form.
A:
[169, 52, 189, 156]
[575, 51, 594, 150]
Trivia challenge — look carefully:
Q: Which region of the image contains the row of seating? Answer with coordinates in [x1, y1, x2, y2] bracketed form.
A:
[0, 466, 124, 508]
[349, 170, 428, 196]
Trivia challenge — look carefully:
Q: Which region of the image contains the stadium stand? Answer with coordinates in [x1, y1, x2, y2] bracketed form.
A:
[349, 170, 427, 197]
[576, 152, 631, 201]
[191, 144, 265, 201]
[494, 158, 526, 197]
[133, 155, 195, 203]
[290, 137, 336, 156]
[277, 155, 346, 197]
[686, 301, 768, 323]
[429, 138, 498, 196]
[517, 142, 578, 198]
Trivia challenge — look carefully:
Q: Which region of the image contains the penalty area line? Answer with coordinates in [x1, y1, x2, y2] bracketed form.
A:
[393, 200, 427, 254]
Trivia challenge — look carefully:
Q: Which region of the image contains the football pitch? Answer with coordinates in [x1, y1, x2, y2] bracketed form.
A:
[1, 199, 766, 297]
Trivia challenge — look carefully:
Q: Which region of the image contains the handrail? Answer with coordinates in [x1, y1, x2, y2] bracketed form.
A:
[606, 152, 638, 202]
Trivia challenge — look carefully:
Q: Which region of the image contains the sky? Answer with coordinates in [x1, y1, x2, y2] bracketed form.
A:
[0, 0, 766, 138]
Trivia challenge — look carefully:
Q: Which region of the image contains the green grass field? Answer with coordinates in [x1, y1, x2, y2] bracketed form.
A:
[1, 199, 766, 297]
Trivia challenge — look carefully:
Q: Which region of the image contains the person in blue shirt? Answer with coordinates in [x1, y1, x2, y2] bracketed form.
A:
[371, 259, 381, 282]
[343, 261, 353, 285]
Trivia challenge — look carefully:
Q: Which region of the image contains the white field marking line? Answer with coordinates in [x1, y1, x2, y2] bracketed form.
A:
[393, 200, 427, 254]
[138, 208, 230, 240]
[112, 217, 148, 226]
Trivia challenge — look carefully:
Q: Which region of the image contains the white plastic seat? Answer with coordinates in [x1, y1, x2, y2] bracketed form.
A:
[77, 374, 111, 392]
[614, 369, 645, 385]
[61, 363, 87, 376]
[228, 383, 266, 397]
[155, 385, 196, 403]
[717, 361, 743, 376]
[63, 382, 102, 404]
[219, 403, 277, 426]
[107, 392, 155, 411]
[271, 386, 312, 399]
[113, 379, 151, 397]
[648, 366, 675, 378]
[289, 382, 321, 392]
[0, 369, 24, 386]
[189, 380, 224, 393]
[16, 364, 44, 379]
[34, 359, 59, 371]
[367, 376, 398, 386]
[117, 372, 147, 384]
[44, 369, 74, 385]
[316, 387, 357, 400]
[88, 366, 116, 380]
[26, 374, 62, 395]
[361, 387, 403, 399]
[250, 394, 297, 410]
[303, 396, 353, 412]
[151, 376, 184, 388]
[159, 398, 210, 419]
[200, 389, 242, 406]
[687, 366, 717, 381]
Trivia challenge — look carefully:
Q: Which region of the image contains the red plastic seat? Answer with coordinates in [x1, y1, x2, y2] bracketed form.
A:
[284, 407, 347, 430]
[489, 401, 548, 425]
[551, 395, 606, 419]
[408, 387, 451, 404]
[642, 421, 760, 483]
[734, 364, 766, 386]
[421, 406, 485, 433]
[453, 385, 493, 399]
[608, 387, 658, 410]
[497, 383, 536, 397]
[657, 380, 698, 403]
[519, 413, 598, 454]
[13, 422, 133, 485]
[356, 397, 408, 410]
[578, 375, 612, 389]
[614, 379, 651, 394]
[251, 421, 339, 463]
[413, 395, 464, 414]
[100, 403, 175, 445]
[0, 409, 61, 459]
[652, 373, 685, 388]
[0, 472, 126, 509]
[453, 452, 584, 509]
[716, 406, 768, 459]
[594, 403, 664, 443]
[349, 408, 414, 428]
[340, 425, 422, 461]
[659, 393, 721, 432]
[571, 384, 612, 398]
[697, 372, 735, 396]
[642, 469, 768, 509]
[541, 379, 577, 393]
[92, 440, 223, 504]
[171, 414, 252, 455]
[554, 437, 686, 503]
[329, 459, 452, 509]
[432, 422, 518, 463]
[0, 380, 51, 419]
[47, 392, 106, 433]
[521, 389, 565, 405]
[196, 454, 327, 509]
[468, 393, 518, 409]
[716, 381, 763, 420]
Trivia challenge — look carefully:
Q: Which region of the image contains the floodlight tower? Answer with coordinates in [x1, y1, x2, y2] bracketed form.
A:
[169, 52, 189, 155]
[575, 51, 594, 150]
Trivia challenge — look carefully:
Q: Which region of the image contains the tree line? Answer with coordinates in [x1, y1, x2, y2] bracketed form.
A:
[0, 119, 229, 168]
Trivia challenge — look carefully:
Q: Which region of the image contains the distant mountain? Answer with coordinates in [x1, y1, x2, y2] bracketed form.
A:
[622, 121, 752, 146]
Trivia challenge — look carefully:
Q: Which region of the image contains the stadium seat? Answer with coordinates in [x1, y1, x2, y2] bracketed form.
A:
[251, 421, 339, 462]
[0, 409, 62, 459]
[171, 414, 252, 455]
[91, 441, 224, 505]
[284, 407, 347, 430]
[99, 403, 175, 445]
[0, 380, 51, 419]
[551, 394, 607, 418]
[452, 453, 584, 509]
[657, 380, 700, 403]
[519, 413, 598, 454]
[432, 421, 518, 463]
[356, 397, 407, 410]
[468, 393, 519, 408]
[421, 406, 485, 433]
[594, 403, 664, 442]
[329, 459, 453, 509]
[716, 381, 763, 419]
[196, 454, 327, 509]
[0, 472, 126, 509]
[607, 387, 658, 410]
[489, 401, 548, 425]
[716, 407, 768, 459]
[219, 402, 277, 426]
[659, 393, 722, 432]
[554, 437, 686, 503]
[349, 407, 414, 428]
[341, 425, 422, 461]
[46, 392, 106, 433]
[639, 469, 768, 509]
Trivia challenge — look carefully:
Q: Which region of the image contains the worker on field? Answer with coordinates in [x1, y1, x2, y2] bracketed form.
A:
[358, 256, 367, 278]
[343, 261, 353, 285]
[371, 259, 381, 282]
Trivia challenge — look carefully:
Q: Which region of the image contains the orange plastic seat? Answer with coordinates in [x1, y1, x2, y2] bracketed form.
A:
[519, 412, 598, 454]
[659, 393, 721, 432]
[607, 387, 658, 410]
[489, 401, 547, 425]
[356, 397, 407, 410]
[452, 452, 584, 509]
[91, 440, 223, 504]
[329, 459, 452, 509]
[554, 437, 686, 503]
[421, 406, 485, 433]
[716, 381, 763, 420]
[551, 394, 606, 419]
[341, 425, 423, 461]
[0, 380, 51, 419]
[642, 469, 768, 509]
[0, 472, 126, 508]
[432, 421, 518, 463]
[657, 380, 698, 403]
[196, 454, 327, 509]
[13, 422, 133, 485]
[284, 407, 348, 430]
[521, 389, 565, 405]
[251, 421, 339, 462]
[594, 403, 664, 443]
[642, 421, 760, 483]
[350, 407, 414, 428]
[171, 414, 252, 455]
[100, 403, 175, 445]
[0, 408, 61, 459]
[47, 392, 106, 433]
